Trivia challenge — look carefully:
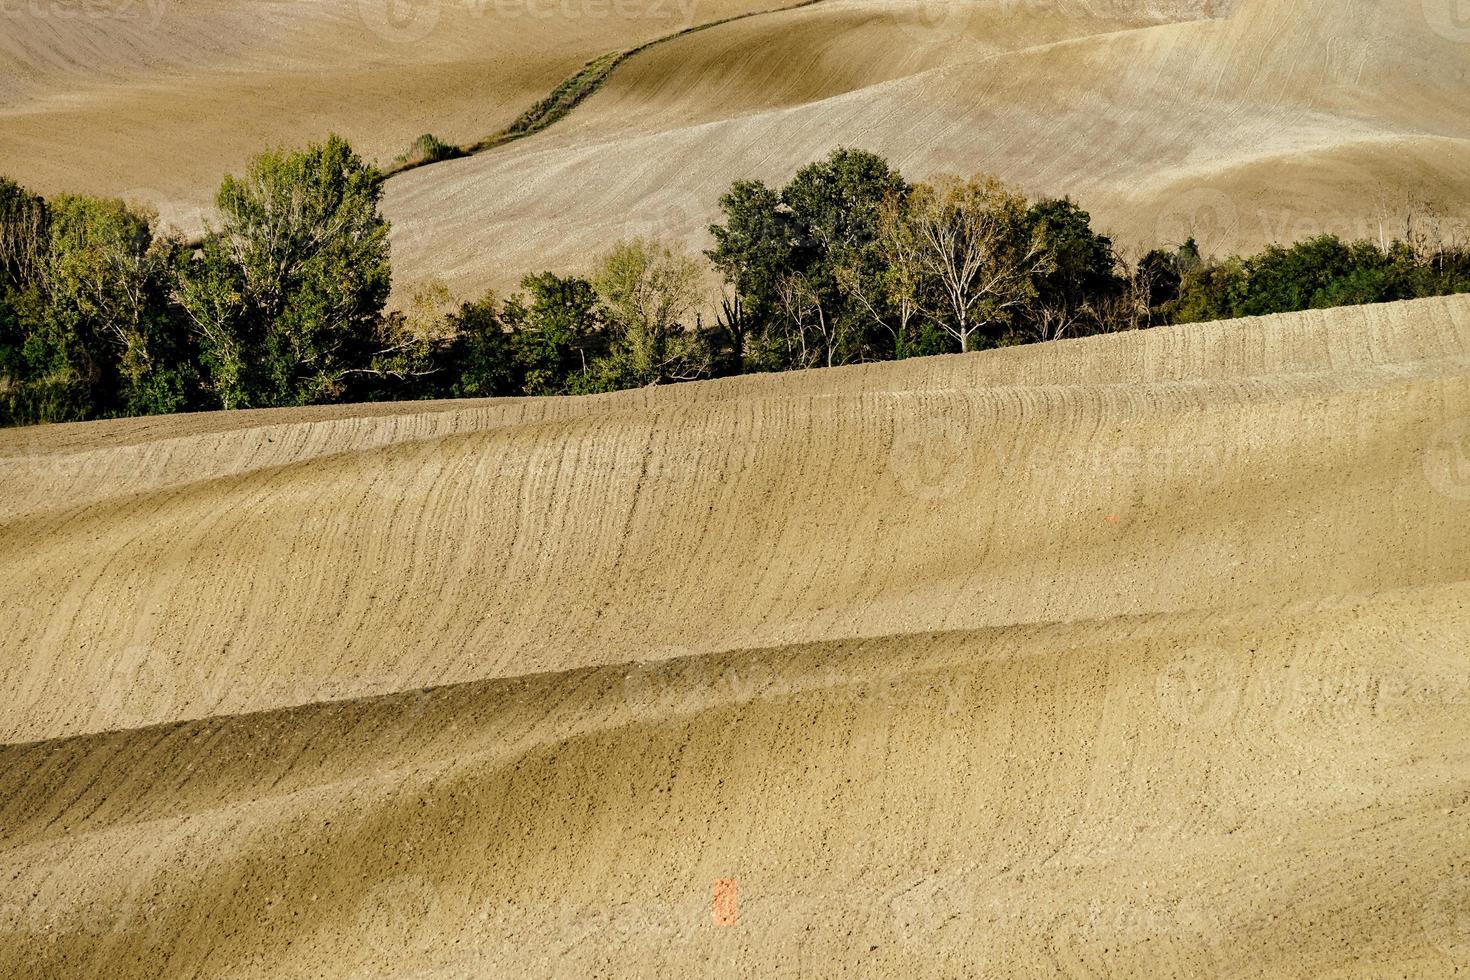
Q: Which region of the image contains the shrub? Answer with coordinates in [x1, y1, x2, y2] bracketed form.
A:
[396, 134, 463, 168]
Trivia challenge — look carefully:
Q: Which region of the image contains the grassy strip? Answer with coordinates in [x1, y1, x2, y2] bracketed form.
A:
[381, 0, 827, 179]
[469, 51, 624, 154]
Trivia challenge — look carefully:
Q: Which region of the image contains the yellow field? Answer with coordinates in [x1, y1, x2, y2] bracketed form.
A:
[380, 0, 1470, 297]
[3, 294, 1469, 975]
[5, 0, 1469, 301]
[0, 0, 777, 231]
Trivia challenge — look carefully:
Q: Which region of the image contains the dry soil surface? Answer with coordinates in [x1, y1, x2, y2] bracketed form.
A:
[0, 0, 777, 230]
[383, 0, 1470, 298]
[2, 295, 1469, 976]
[6, 0, 1470, 303]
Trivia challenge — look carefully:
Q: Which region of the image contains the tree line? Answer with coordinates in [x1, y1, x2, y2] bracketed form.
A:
[3, 139, 1468, 426]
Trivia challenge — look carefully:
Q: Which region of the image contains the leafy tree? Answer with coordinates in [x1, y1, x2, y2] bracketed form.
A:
[1156, 234, 1456, 324]
[1024, 197, 1120, 340]
[448, 293, 520, 399]
[592, 237, 709, 387]
[0, 192, 194, 422]
[1169, 255, 1245, 324]
[898, 174, 1043, 352]
[42, 195, 193, 416]
[1137, 246, 1183, 316]
[708, 149, 908, 370]
[840, 190, 930, 360]
[173, 234, 250, 408]
[771, 270, 832, 369]
[780, 148, 909, 365]
[1234, 235, 1402, 315]
[707, 179, 793, 372]
[0, 178, 48, 293]
[782, 148, 907, 267]
[347, 279, 458, 402]
[504, 271, 605, 395]
[0, 179, 48, 392]
[178, 134, 390, 408]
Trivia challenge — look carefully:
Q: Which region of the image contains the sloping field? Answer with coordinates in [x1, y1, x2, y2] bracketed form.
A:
[0, 0, 777, 230]
[385, 0, 1470, 298]
[6, 0, 1468, 302]
[3, 295, 1470, 976]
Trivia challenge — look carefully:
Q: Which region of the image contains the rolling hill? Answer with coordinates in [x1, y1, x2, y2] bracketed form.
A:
[0, 0, 779, 232]
[2, 294, 1469, 975]
[6, 0, 1469, 303]
[382, 0, 1470, 298]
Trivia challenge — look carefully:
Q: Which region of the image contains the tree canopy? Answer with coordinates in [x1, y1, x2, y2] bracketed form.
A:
[5, 141, 1469, 428]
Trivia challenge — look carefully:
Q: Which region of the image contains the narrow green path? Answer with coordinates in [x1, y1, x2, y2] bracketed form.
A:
[383, 0, 827, 179]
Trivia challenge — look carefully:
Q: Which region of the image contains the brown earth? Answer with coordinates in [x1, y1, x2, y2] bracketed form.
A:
[383, 0, 1470, 299]
[2, 294, 1469, 976]
[0, 0, 777, 231]
[6, 0, 1469, 305]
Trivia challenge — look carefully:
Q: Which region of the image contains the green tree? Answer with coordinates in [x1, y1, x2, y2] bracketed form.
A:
[346, 279, 458, 402]
[42, 195, 193, 416]
[504, 271, 605, 395]
[898, 174, 1042, 352]
[1234, 235, 1401, 316]
[1169, 254, 1245, 324]
[0, 179, 48, 396]
[851, 190, 936, 360]
[1136, 246, 1183, 318]
[178, 134, 390, 408]
[1024, 197, 1120, 340]
[0, 178, 48, 294]
[708, 149, 908, 370]
[448, 292, 520, 398]
[707, 179, 793, 372]
[781, 148, 908, 365]
[592, 238, 709, 387]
